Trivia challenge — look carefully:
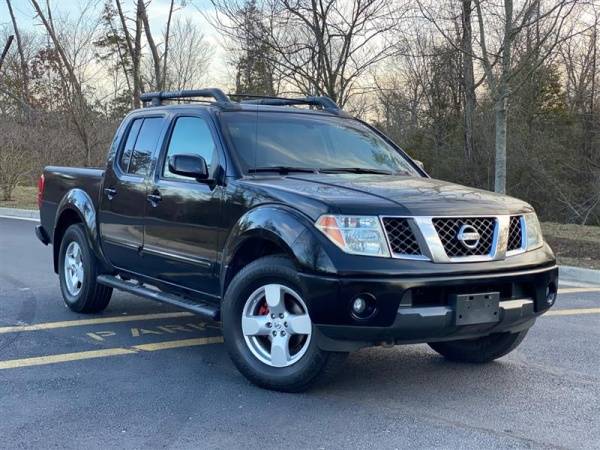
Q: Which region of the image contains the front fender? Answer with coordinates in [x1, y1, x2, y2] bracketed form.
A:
[54, 188, 111, 271]
[220, 205, 337, 287]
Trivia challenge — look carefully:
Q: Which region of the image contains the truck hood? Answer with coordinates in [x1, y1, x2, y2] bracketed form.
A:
[242, 174, 533, 216]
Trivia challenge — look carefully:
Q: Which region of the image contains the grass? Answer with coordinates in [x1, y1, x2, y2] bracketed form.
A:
[2, 186, 599, 269]
[0, 185, 38, 210]
[541, 222, 600, 270]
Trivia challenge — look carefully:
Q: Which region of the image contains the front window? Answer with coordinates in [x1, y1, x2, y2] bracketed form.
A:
[162, 116, 217, 180]
[221, 112, 418, 175]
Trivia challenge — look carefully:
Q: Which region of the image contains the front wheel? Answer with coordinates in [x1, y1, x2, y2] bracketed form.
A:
[58, 224, 112, 313]
[428, 330, 529, 363]
[221, 256, 346, 392]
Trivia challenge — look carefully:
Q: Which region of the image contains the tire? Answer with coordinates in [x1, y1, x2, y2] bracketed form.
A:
[428, 330, 529, 363]
[222, 255, 347, 392]
[58, 223, 112, 313]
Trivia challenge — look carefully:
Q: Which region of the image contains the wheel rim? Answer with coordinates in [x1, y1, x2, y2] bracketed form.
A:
[64, 241, 84, 297]
[241, 284, 312, 368]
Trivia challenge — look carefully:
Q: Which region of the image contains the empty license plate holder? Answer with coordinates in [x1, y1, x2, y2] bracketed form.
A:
[451, 292, 500, 326]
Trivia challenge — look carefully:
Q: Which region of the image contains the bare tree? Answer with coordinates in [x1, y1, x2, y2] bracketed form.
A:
[6, 0, 30, 101]
[162, 18, 213, 91]
[418, 0, 578, 193]
[138, 0, 162, 90]
[29, 0, 105, 166]
[0, 121, 34, 200]
[161, 0, 177, 90]
[114, 0, 144, 107]
[0, 35, 14, 72]
[209, 0, 401, 106]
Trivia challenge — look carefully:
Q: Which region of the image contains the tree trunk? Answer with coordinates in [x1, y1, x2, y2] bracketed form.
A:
[161, 0, 176, 91]
[494, 95, 508, 194]
[115, 0, 141, 108]
[139, 0, 162, 90]
[6, 0, 29, 102]
[461, 0, 476, 162]
[133, 3, 143, 108]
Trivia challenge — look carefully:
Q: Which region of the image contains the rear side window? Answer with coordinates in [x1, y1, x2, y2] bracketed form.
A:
[163, 116, 217, 180]
[119, 119, 142, 172]
[118, 117, 164, 176]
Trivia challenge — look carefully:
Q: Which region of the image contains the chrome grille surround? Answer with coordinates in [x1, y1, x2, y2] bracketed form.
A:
[379, 215, 521, 263]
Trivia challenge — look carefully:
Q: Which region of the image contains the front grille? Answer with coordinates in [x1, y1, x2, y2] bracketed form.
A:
[432, 217, 496, 257]
[382, 218, 421, 256]
[507, 216, 523, 251]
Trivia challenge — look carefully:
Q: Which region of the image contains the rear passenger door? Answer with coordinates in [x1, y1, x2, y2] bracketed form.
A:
[141, 113, 223, 297]
[99, 116, 165, 271]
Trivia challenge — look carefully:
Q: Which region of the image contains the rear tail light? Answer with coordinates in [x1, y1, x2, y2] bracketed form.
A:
[37, 174, 45, 209]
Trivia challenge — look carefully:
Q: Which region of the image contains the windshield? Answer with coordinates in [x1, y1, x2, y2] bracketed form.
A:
[220, 112, 419, 176]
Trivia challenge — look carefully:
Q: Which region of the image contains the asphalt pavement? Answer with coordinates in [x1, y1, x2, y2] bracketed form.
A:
[1, 217, 599, 449]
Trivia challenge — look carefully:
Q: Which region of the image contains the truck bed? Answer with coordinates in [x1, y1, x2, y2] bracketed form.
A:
[39, 166, 104, 242]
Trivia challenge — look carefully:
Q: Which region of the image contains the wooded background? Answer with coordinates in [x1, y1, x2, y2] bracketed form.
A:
[0, 0, 598, 225]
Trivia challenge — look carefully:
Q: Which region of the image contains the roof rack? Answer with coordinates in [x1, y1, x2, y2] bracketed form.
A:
[139, 89, 348, 116]
[232, 94, 346, 115]
[140, 88, 231, 107]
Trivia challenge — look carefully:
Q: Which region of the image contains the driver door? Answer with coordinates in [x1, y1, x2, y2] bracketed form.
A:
[141, 114, 223, 297]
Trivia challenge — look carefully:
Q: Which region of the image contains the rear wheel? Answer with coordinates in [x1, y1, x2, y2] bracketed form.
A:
[58, 224, 112, 313]
[222, 256, 347, 392]
[428, 330, 528, 363]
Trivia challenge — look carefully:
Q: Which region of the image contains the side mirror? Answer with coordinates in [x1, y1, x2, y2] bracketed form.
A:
[414, 160, 426, 172]
[168, 154, 209, 180]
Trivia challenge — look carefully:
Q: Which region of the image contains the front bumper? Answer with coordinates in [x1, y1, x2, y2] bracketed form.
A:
[299, 265, 558, 351]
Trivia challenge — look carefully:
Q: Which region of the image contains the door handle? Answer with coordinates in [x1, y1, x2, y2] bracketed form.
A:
[147, 191, 162, 206]
[104, 187, 117, 200]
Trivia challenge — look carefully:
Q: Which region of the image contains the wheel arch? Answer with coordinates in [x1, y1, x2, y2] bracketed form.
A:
[52, 188, 110, 273]
[220, 205, 337, 295]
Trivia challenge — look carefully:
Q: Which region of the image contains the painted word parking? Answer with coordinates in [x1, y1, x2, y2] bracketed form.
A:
[86, 321, 215, 342]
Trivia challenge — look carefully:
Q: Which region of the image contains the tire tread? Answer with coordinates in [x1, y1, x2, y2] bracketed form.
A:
[428, 330, 528, 363]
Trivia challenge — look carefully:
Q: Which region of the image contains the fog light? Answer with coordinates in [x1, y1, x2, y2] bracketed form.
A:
[352, 297, 368, 315]
[350, 293, 376, 319]
[546, 284, 557, 306]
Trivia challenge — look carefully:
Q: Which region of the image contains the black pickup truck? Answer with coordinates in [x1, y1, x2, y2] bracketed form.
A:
[36, 89, 558, 392]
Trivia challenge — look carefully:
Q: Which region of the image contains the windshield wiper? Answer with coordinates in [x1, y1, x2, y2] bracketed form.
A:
[248, 166, 319, 174]
[319, 167, 395, 175]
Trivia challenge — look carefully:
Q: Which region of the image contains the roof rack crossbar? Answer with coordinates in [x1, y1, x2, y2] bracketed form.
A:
[140, 88, 231, 106]
[236, 95, 341, 112]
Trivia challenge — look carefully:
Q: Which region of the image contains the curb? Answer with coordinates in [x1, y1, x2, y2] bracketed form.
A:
[559, 265, 600, 286]
[0, 207, 40, 221]
[0, 207, 598, 286]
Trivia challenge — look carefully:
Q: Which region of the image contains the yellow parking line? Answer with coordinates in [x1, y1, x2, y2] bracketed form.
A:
[0, 336, 223, 370]
[0, 312, 195, 334]
[545, 308, 600, 317]
[558, 287, 600, 294]
[133, 336, 223, 351]
[0, 348, 136, 370]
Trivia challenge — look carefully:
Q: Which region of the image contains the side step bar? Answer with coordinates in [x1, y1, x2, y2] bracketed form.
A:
[97, 275, 220, 321]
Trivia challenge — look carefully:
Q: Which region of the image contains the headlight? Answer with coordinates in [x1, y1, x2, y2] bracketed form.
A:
[315, 215, 390, 257]
[524, 212, 544, 250]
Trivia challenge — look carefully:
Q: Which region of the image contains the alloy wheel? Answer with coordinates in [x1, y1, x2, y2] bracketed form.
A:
[241, 283, 312, 368]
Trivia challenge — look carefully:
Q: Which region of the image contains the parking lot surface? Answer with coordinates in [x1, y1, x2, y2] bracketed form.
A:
[1, 217, 599, 449]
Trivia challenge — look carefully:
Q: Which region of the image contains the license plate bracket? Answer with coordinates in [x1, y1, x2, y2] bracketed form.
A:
[451, 292, 500, 326]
